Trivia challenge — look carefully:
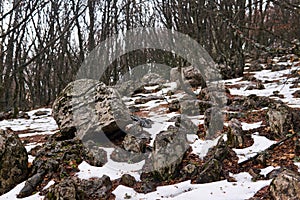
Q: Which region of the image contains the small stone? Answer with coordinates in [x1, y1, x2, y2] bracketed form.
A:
[34, 110, 49, 116]
[120, 174, 136, 187]
[183, 164, 196, 174]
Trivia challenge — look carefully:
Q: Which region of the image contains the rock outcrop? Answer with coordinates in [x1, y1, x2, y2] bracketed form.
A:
[267, 102, 300, 138]
[52, 79, 132, 143]
[44, 175, 112, 200]
[0, 129, 28, 195]
[18, 131, 106, 198]
[226, 118, 247, 148]
[269, 169, 300, 200]
[204, 107, 224, 139]
[170, 66, 206, 88]
[145, 126, 190, 180]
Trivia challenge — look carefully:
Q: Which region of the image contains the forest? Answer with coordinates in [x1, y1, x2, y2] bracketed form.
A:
[0, 0, 299, 114]
[1, 1, 300, 199]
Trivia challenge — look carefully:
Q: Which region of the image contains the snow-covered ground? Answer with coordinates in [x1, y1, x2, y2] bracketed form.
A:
[1, 58, 300, 200]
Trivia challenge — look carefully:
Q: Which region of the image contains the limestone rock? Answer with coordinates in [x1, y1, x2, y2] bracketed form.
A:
[148, 126, 190, 180]
[170, 66, 206, 87]
[269, 169, 300, 200]
[226, 118, 247, 148]
[196, 158, 222, 184]
[122, 134, 148, 153]
[141, 73, 166, 86]
[204, 107, 224, 139]
[120, 174, 136, 187]
[44, 175, 112, 200]
[0, 129, 28, 195]
[52, 79, 132, 143]
[167, 114, 198, 134]
[267, 102, 300, 138]
[180, 100, 212, 116]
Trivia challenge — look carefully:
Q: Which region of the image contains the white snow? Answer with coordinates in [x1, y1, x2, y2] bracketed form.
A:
[241, 121, 263, 131]
[260, 166, 280, 176]
[0, 182, 44, 200]
[113, 172, 271, 200]
[76, 148, 144, 181]
[233, 133, 276, 163]
[0, 108, 58, 133]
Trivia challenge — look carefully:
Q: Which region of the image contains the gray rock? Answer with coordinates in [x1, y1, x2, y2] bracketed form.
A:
[52, 79, 132, 143]
[167, 115, 198, 134]
[226, 118, 247, 148]
[196, 158, 222, 184]
[116, 80, 143, 96]
[141, 73, 166, 86]
[116, 73, 166, 96]
[168, 99, 180, 112]
[269, 169, 300, 200]
[34, 110, 49, 116]
[170, 66, 206, 87]
[19, 134, 99, 197]
[124, 124, 150, 138]
[18, 171, 45, 198]
[18, 111, 30, 119]
[0, 129, 28, 195]
[267, 102, 300, 138]
[134, 95, 165, 105]
[122, 134, 148, 153]
[148, 127, 190, 180]
[44, 175, 112, 200]
[180, 100, 212, 116]
[120, 174, 136, 187]
[84, 142, 108, 167]
[130, 115, 153, 128]
[204, 107, 224, 139]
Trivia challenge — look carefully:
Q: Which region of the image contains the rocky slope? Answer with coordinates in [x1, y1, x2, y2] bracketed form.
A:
[1, 55, 300, 199]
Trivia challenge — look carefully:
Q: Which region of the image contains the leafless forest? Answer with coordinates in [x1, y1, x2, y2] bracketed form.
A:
[0, 0, 299, 114]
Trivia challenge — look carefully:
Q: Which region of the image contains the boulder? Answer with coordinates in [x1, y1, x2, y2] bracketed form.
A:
[147, 126, 190, 180]
[180, 100, 212, 116]
[0, 129, 28, 195]
[116, 73, 166, 97]
[120, 174, 136, 187]
[269, 169, 300, 200]
[167, 115, 198, 134]
[204, 107, 224, 139]
[18, 111, 30, 119]
[168, 100, 180, 112]
[170, 66, 206, 87]
[226, 118, 247, 148]
[44, 175, 112, 200]
[122, 134, 148, 153]
[195, 158, 222, 184]
[267, 102, 300, 138]
[116, 80, 143, 96]
[141, 73, 166, 86]
[52, 79, 132, 143]
[18, 132, 106, 198]
[84, 141, 108, 167]
[195, 138, 236, 184]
